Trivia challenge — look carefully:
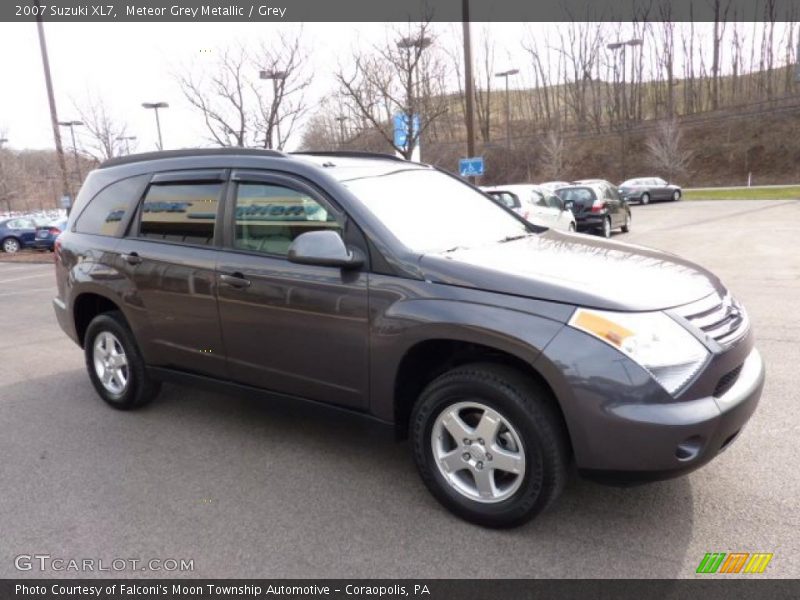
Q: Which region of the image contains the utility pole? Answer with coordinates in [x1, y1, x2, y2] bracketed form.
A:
[335, 116, 348, 146]
[35, 0, 70, 212]
[462, 0, 476, 183]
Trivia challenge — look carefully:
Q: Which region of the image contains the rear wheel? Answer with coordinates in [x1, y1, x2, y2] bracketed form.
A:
[2, 237, 20, 254]
[599, 216, 611, 238]
[411, 363, 569, 528]
[84, 311, 161, 410]
[621, 211, 631, 233]
[672, 190, 681, 201]
[640, 192, 651, 205]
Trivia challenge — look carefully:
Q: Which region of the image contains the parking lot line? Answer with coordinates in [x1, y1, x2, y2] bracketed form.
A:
[0, 287, 54, 298]
[0, 273, 53, 284]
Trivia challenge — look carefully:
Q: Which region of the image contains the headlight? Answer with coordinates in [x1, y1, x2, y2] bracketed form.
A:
[569, 308, 709, 395]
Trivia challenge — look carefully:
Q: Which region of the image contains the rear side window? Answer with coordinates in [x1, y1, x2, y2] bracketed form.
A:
[74, 174, 149, 236]
[135, 182, 222, 246]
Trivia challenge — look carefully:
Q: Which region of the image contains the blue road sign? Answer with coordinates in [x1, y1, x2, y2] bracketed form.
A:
[459, 156, 485, 177]
[393, 113, 420, 148]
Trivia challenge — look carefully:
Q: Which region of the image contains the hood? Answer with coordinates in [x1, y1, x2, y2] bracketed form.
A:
[419, 230, 724, 311]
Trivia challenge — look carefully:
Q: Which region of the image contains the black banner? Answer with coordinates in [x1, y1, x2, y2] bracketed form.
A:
[3, 580, 800, 600]
[3, 0, 800, 23]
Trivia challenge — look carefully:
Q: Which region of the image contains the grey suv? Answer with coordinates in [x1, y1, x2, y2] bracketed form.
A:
[53, 149, 764, 528]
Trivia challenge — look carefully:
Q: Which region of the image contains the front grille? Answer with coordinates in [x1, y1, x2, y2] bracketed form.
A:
[714, 364, 743, 397]
[677, 293, 748, 348]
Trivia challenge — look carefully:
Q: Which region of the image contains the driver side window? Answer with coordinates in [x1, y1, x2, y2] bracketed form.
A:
[233, 182, 341, 257]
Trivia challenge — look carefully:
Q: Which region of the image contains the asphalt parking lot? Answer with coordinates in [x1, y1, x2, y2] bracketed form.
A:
[1, 199, 798, 579]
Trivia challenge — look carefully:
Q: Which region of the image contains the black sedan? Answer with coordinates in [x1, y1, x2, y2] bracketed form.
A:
[618, 177, 682, 205]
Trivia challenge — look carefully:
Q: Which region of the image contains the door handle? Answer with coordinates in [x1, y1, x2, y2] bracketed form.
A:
[121, 252, 142, 265]
[219, 273, 251, 288]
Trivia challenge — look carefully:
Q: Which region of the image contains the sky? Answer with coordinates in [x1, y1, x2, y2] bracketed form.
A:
[0, 21, 793, 154]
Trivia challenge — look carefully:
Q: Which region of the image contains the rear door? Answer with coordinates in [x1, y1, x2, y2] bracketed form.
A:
[215, 170, 370, 410]
[6, 218, 37, 246]
[114, 169, 229, 378]
[653, 178, 670, 200]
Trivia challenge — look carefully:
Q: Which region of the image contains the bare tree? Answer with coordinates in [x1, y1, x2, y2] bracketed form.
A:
[177, 33, 310, 149]
[336, 22, 450, 159]
[540, 129, 569, 179]
[73, 95, 129, 161]
[645, 119, 692, 181]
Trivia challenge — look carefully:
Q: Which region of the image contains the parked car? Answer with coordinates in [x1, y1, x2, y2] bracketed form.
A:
[53, 149, 763, 528]
[618, 177, 682, 205]
[482, 184, 576, 232]
[33, 218, 68, 251]
[539, 181, 571, 193]
[556, 181, 632, 238]
[0, 216, 38, 253]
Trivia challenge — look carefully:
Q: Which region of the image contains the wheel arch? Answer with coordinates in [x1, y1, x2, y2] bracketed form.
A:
[73, 291, 125, 348]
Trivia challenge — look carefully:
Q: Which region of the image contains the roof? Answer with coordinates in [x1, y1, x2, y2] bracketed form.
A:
[291, 152, 430, 182]
[98, 148, 287, 169]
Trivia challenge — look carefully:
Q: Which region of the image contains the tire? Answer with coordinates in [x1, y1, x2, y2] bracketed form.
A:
[672, 190, 681, 202]
[84, 311, 161, 410]
[2, 237, 21, 254]
[621, 211, 631, 233]
[411, 363, 570, 528]
[598, 216, 611, 238]
[640, 192, 650, 205]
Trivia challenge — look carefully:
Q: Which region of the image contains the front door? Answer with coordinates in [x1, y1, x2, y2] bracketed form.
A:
[216, 171, 370, 410]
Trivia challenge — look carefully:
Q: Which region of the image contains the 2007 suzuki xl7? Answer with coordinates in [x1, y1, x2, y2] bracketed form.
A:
[53, 149, 764, 527]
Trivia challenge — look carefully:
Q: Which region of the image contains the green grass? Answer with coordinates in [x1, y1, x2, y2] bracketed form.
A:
[683, 186, 800, 201]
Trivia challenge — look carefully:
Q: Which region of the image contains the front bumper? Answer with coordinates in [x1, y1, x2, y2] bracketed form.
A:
[533, 326, 764, 482]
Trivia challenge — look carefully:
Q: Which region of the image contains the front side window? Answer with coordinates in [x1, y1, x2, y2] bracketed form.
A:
[136, 182, 222, 246]
[533, 191, 548, 207]
[546, 195, 562, 209]
[233, 182, 340, 256]
[342, 169, 527, 254]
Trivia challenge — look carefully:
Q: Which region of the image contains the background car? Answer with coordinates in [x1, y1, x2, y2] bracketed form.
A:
[483, 184, 576, 232]
[32, 218, 68, 251]
[618, 177, 682, 205]
[556, 181, 631, 238]
[0, 216, 38, 253]
[539, 181, 571, 193]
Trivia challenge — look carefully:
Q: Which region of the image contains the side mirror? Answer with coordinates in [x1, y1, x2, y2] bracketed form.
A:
[287, 230, 364, 269]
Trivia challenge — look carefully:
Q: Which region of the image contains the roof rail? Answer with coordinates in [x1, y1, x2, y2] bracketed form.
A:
[98, 147, 285, 169]
[291, 150, 408, 162]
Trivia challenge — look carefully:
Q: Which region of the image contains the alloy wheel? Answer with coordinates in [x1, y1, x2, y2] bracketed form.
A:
[3, 238, 20, 253]
[431, 401, 526, 504]
[92, 331, 129, 396]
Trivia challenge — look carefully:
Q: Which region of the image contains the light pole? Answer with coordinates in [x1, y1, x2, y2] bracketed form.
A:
[607, 39, 643, 179]
[396, 35, 432, 161]
[462, 0, 476, 182]
[116, 135, 137, 155]
[142, 102, 168, 150]
[259, 70, 288, 149]
[58, 120, 83, 181]
[495, 68, 519, 149]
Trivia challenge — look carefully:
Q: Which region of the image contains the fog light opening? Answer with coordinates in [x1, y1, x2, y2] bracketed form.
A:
[675, 436, 704, 462]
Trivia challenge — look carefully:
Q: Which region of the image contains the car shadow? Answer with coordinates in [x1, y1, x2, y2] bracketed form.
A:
[0, 369, 694, 578]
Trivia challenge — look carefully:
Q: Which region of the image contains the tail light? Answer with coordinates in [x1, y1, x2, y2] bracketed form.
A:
[49, 227, 61, 235]
[590, 199, 606, 213]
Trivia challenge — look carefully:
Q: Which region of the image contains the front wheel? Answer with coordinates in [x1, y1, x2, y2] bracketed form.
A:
[672, 190, 681, 201]
[2, 237, 21, 254]
[84, 311, 161, 410]
[411, 363, 569, 528]
[640, 192, 651, 205]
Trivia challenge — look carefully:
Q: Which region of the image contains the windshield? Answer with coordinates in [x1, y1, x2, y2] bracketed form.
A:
[342, 169, 528, 254]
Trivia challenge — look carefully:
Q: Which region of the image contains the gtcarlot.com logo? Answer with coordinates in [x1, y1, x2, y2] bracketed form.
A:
[696, 552, 773, 574]
[14, 554, 194, 572]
